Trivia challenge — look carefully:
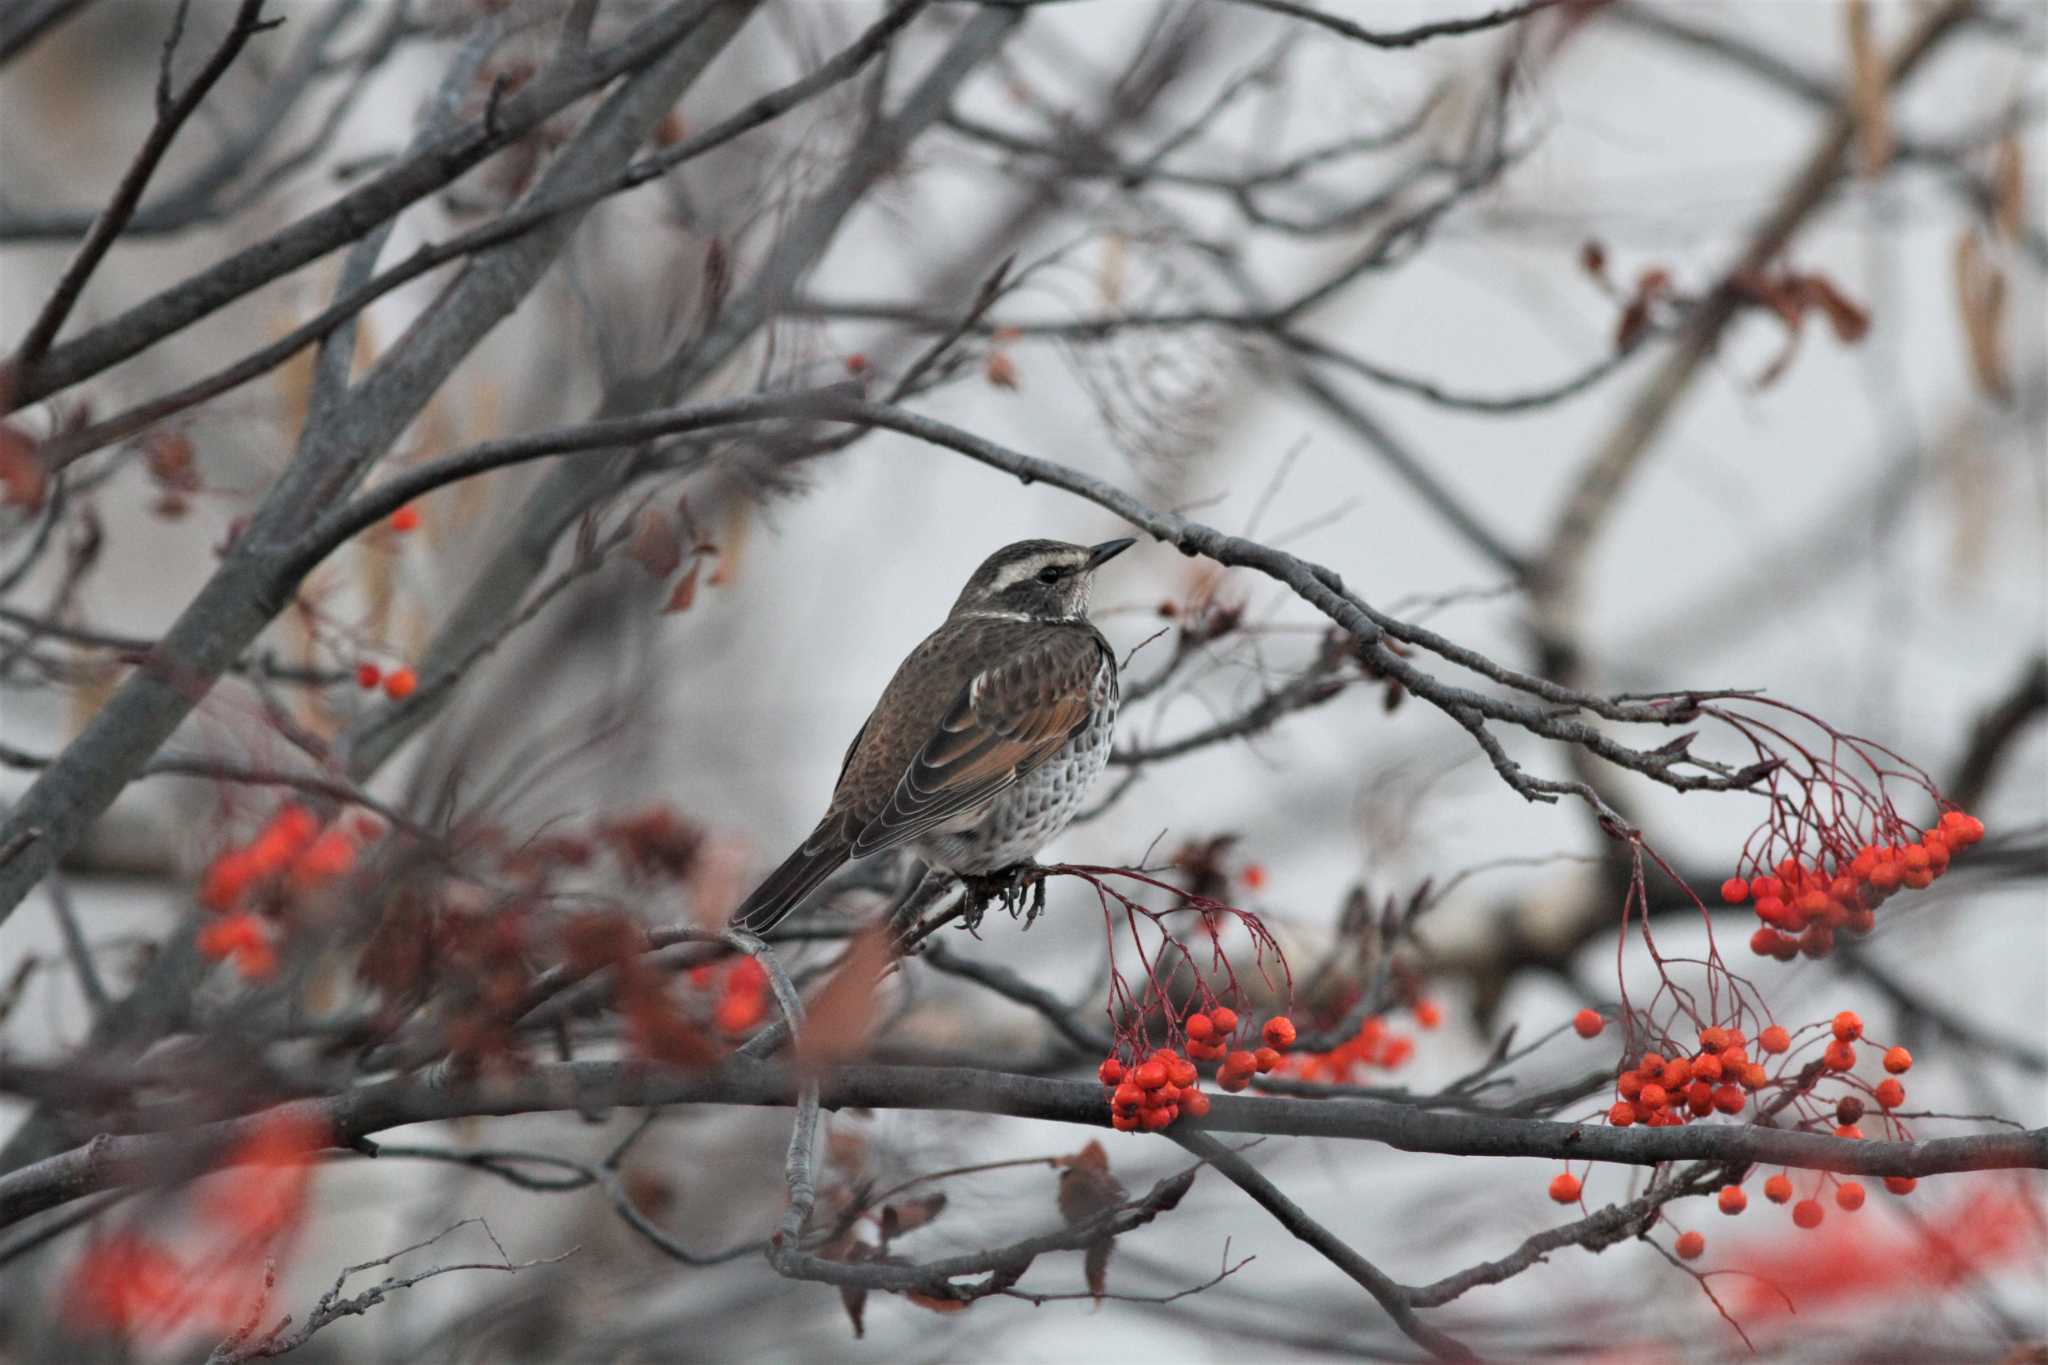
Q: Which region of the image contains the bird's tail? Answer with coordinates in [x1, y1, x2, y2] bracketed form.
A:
[728, 824, 852, 935]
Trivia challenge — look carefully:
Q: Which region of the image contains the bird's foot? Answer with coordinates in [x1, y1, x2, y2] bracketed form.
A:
[958, 863, 1046, 930]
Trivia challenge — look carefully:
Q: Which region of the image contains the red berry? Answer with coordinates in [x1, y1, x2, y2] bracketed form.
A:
[1675, 1230, 1705, 1260]
[355, 662, 381, 689]
[1209, 1007, 1238, 1033]
[1835, 1124, 1864, 1141]
[1412, 1001, 1442, 1031]
[1134, 1061, 1168, 1090]
[1262, 1016, 1297, 1050]
[1168, 1057, 1198, 1089]
[1832, 1010, 1863, 1042]
[1607, 1101, 1635, 1127]
[1712, 1084, 1747, 1114]
[1639, 1083, 1669, 1110]
[1717, 1186, 1748, 1215]
[1110, 1111, 1140, 1132]
[1759, 1026, 1791, 1055]
[1217, 1070, 1251, 1093]
[1720, 877, 1749, 904]
[1222, 1050, 1258, 1077]
[1883, 1046, 1912, 1074]
[1112, 1083, 1144, 1112]
[1792, 1198, 1825, 1229]
[1741, 1063, 1769, 1090]
[1874, 1078, 1904, 1109]
[1763, 1174, 1793, 1204]
[1185, 1013, 1216, 1042]
[1181, 1088, 1211, 1118]
[1140, 1105, 1175, 1131]
[1252, 1046, 1282, 1074]
[383, 666, 418, 700]
[1822, 1039, 1856, 1071]
[1548, 1172, 1582, 1204]
[389, 505, 420, 533]
[1098, 1058, 1124, 1086]
[1835, 1181, 1866, 1211]
[1884, 1175, 1917, 1195]
[1942, 811, 1984, 847]
[1572, 1008, 1604, 1039]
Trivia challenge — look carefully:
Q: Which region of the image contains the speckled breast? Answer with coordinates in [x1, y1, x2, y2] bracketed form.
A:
[921, 658, 1117, 874]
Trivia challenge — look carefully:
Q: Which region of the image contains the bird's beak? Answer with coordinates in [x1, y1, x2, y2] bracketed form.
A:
[1085, 537, 1137, 570]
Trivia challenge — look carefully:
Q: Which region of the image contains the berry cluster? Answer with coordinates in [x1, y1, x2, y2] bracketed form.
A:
[196, 804, 369, 979]
[1099, 1011, 1298, 1130]
[1606, 1025, 1763, 1128]
[1282, 1007, 1424, 1083]
[1728, 809, 1984, 961]
[1101, 1048, 1207, 1132]
[690, 955, 771, 1034]
[354, 661, 419, 700]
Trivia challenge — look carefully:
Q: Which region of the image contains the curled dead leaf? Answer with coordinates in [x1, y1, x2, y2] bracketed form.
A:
[794, 927, 892, 1075]
[664, 560, 702, 614]
[628, 506, 682, 579]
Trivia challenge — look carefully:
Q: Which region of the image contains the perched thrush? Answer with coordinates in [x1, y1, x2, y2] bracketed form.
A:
[729, 537, 1135, 934]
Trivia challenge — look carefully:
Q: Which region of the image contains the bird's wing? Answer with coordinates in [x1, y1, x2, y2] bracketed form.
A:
[847, 625, 1109, 859]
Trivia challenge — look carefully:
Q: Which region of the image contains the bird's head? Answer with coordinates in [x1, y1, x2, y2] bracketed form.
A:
[948, 537, 1136, 622]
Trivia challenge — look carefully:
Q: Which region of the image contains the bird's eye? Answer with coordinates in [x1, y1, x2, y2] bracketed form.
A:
[1037, 566, 1063, 584]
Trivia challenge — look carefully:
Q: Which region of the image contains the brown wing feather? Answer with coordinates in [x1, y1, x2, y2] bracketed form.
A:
[848, 625, 1107, 858]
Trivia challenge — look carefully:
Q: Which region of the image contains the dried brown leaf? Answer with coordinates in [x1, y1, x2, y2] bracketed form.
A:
[1992, 134, 2024, 243]
[628, 506, 682, 579]
[663, 560, 702, 615]
[795, 927, 892, 1074]
[0, 422, 45, 512]
[881, 1192, 947, 1240]
[984, 349, 1018, 390]
[1056, 1140, 1125, 1226]
[1084, 1236, 1112, 1302]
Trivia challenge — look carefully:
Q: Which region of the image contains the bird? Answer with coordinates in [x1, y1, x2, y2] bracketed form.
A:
[728, 536, 1136, 936]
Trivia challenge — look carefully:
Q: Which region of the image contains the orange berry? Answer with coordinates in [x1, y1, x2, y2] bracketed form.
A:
[1720, 877, 1749, 904]
[1741, 1062, 1769, 1090]
[1750, 927, 1788, 956]
[1098, 1058, 1124, 1086]
[1763, 1174, 1793, 1204]
[1412, 1000, 1442, 1031]
[1712, 1084, 1747, 1114]
[1548, 1172, 1582, 1204]
[355, 662, 382, 690]
[1759, 1026, 1791, 1055]
[1263, 1016, 1298, 1049]
[1181, 1088, 1211, 1119]
[1835, 1181, 1866, 1211]
[1792, 1198, 1825, 1229]
[1209, 1007, 1238, 1033]
[1134, 1061, 1168, 1090]
[1639, 1052, 1667, 1076]
[1902, 866, 1933, 890]
[1110, 1111, 1141, 1132]
[1140, 1105, 1175, 1131]
[1943, 811, 1984, 847]
[1874, 1078, 1904, 1109]
[1869, 859, 1903, 892]
[1217, 1070, 1251, 1093]
[1834, 1124, 1864, 1141]
[1617, 1072, 1643, 1100]
[1168, 1057, 1198, 1089]
[1822, 1039, 1856, 1072]
[1832, 1011, 1863, 1042]
[1675, 1230, 1705, 1261]
[383, 666, 418, 700]
[1698, 1027, 1730, 1052]
[1692, 1053, 1724, 1083]
[1717, 1186, 1748, 1215]
[1639, 1083, 1669, 1110]
[1111, 1083, 1143, 1111]
[1222, 1050, 1258, 1077]
[1687, 1082, 1714, 1116]
[389, 505, 420, 533]
[1240, 862, 1267, 890]
[1883, 1176, 1917, 1195]
[1185, 1013, 1216, 1042]
[1661, 1058, 1692, 1089]
[1607, 1101, 1635, 1127]
[1883, 1046, 1912, 1074]
[1573, 1008, 1604, 1039]
[1252, 1046, 1282, 1074]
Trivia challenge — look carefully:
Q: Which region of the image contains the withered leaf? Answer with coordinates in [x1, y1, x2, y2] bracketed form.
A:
[984, 349, 1018, 390]
[0, 422, 45, 512]
[1056, 1139, 1125, 1227]
[904, 1290, 969, 1315]
[628, 506, 682, 579]
[1084, 1236, 1112, 1302]
[664, 560, 702, 615]
[794, 927, 892, 1075]
[880, 1192, 947, 1242]
[839, 1286, 867, 1339]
